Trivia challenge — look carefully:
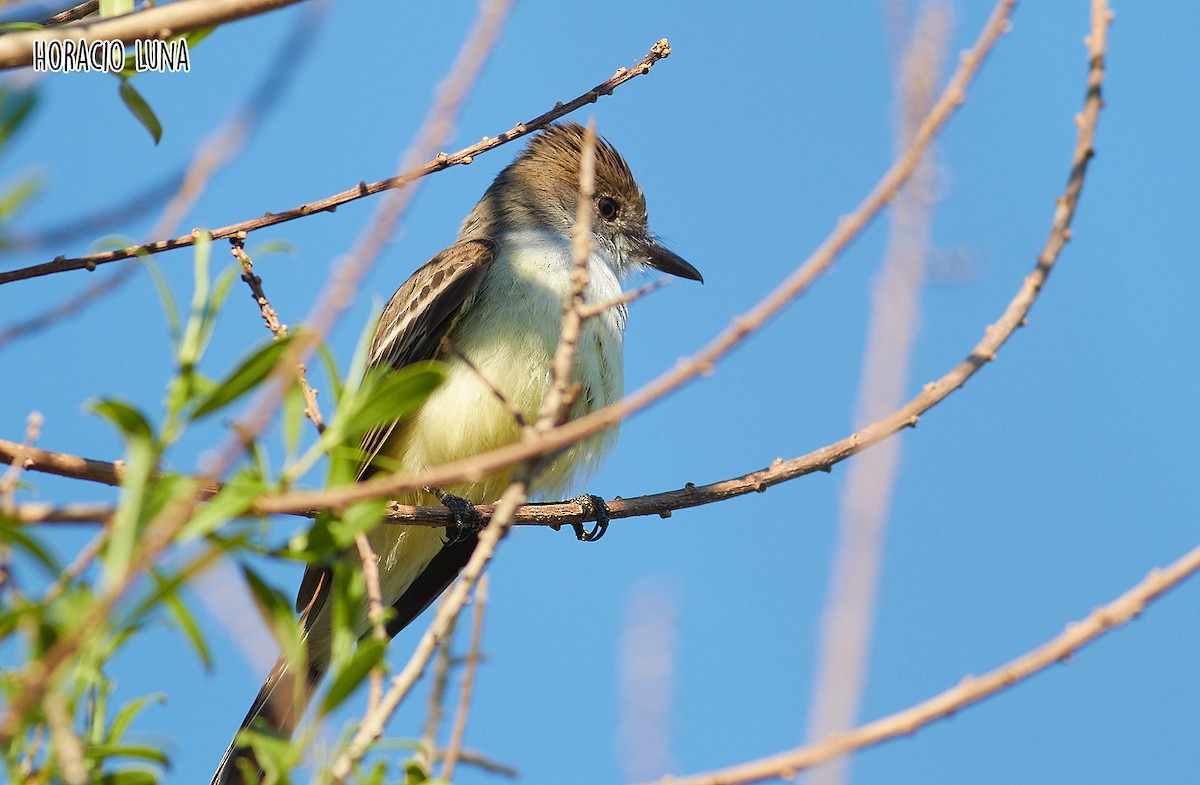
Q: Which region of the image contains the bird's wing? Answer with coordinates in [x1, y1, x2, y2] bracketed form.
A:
[355, 238, 496, 480]
[294, 239, 495, 615]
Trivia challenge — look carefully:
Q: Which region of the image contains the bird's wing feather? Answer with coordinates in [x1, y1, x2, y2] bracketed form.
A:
[294, 239, 495, 615]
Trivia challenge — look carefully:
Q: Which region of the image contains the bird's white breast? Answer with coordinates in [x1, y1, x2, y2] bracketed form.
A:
[393, 227, 626, 502]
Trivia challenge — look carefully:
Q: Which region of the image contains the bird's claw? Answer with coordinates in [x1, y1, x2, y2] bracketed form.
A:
[426, 487, 484, 545]
[570, 493, 610, 542]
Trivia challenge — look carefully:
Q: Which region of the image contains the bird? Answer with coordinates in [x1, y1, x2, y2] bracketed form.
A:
[212, 121, 702, 784]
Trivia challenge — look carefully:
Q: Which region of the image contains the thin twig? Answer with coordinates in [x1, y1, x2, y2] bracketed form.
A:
[536, 120, 597, 432]
[241, 0, 1017, 517]
[441, 336, 527, 429]
[639, 3, 1113, 782]
[0, 0, 306, 69]
[43, 693, 87, 785]
[578, 277, 671, 320]
[0, 412, 44, 597]
[38, 0, 99, 27]
[0, 2, 327, 349]
[328, 479, 528, 780]
[0, 411, 43, 515]
[436, 747, 517, 778]
[231, 234, 326, 432]
[353, 533, 387, 715]
[420, 623, 455, 772]
[643, 531, 1193, 785]
[0, 40, 674, 285]
[440, 574, 489, 781]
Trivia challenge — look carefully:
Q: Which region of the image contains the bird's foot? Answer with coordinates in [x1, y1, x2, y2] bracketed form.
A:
[426, 486, 484, 545]
[570, 493, 610, 542]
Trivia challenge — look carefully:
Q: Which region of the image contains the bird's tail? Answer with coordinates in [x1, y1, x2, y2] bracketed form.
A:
[210, 654, 323, 785]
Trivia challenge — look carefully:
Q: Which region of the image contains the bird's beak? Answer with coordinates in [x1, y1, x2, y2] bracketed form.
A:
[639, 237, 703, 283]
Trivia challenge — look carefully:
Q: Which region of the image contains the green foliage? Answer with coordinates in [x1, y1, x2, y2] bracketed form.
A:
[3, 226, 453, 784]
[117, 80, 162, 145]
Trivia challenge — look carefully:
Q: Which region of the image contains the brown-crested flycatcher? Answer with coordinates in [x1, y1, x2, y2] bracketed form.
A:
[213, 122, 701, 784]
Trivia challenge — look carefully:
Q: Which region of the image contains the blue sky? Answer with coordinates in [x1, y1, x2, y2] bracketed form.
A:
[3, 2, 1198, 784]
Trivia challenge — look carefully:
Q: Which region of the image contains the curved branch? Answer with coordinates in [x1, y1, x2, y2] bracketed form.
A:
[0, 0, 305, 70]
[1, 0, 1026, 539]
[0, 39, 673, 285]
[248, 0, 1018, 518]
[637, 4, 1113, 783]
[644, 538, 1194, 785]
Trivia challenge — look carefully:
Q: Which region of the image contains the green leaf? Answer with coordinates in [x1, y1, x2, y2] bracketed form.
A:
[320, 637, 387, 716]
[159, 580, 212, 669]
[98, 770, 160, 785]
[191, 335, 293, 420]
[241, 566, 305, 673]
[0, 22, 44, 32]
[317, 341, 345, 403]
[89, 743, 170, 766]
[90, 398, 154, 444]
[360, 760, 388, 785]
[118, 80, 162, 145]
[99, 0, 134, 17]
[327, 364, 443, 452]
[182, 27, 214, 48]
[0, 86, 37, 146]
[108, 694, 164, 743]
[236, 725, 300, 783]
[177, 233, 214, 369]
[248, 239, 296, 258]
[324, 497, 387, 551]
[197, 263, 239, 360]
[89, 398, 157, 586]
[0, 173, 41, 222]
[0, 514, 60, 575]
[281, 380, 304, 466]
[179, 470, 265, 541]
[138, 254, 181, 349]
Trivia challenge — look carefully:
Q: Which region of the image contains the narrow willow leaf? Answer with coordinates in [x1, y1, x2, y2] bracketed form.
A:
[160, 580, 212, 668]
[99, 0, 134, 16]
[338, 365, 443, 442]
[97, 770, 159, 785]
[108, 694, 165, 743]
[191, 336, 293, 420]
[319, 637, 387, 715]
[180, 470, 264, 541]
[0, 86, 37, 145]
[89, 399, 157, 586]
[118, 80, 162, 145]
[89, 743, 170, 766]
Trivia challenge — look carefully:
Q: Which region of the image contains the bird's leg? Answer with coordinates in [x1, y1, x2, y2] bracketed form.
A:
[570, 493, 610, 542]
[425, 486, 484, 545]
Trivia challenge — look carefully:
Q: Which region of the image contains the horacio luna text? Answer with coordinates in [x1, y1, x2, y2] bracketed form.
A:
[32, 39, 190, 73]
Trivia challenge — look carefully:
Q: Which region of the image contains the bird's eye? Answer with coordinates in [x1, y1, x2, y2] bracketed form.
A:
[597, 196, 620, 221]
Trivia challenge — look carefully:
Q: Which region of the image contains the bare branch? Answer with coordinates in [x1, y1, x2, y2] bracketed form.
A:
[643, 532, 1192, 785]
[38, 1, 99, 27]
[441, 336, 527, 429]
[639, 3, 1113, 782]
[0, 411, 43, 516]
[440, 574, 489, 781]
[0, 0, 306, 69]
[0, 39, 674, 285]
[353, 533, 387, 715]
[242, 0, 1015, 517]
[0, 2, 327, 348]
[231, 234, 325, 432]
[536, 121, 597, 432]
